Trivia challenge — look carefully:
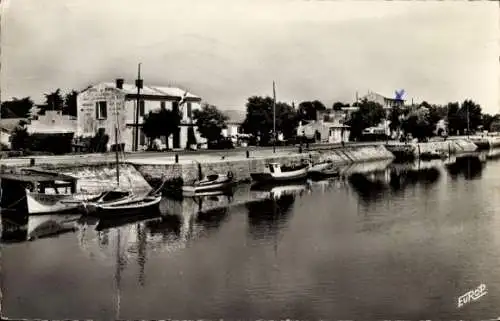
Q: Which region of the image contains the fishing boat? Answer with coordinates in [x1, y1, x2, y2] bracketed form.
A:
[182, 171, 234, 196]
[0, 169, 100, 215]
[307, 160, 340, 179]
[250, 162, 310, 184]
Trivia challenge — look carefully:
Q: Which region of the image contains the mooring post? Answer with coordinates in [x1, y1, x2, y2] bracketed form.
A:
[299, 146, 303, 153]
[417, 144, 421, 158]
[175, 154, 179, 164]
[246, 150, 250, 158]
[30, 158, 35, 166]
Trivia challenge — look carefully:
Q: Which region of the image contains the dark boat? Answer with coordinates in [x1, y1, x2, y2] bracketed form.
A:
[307, 160, 340, 179]
[182, 172, 234, 196]
[94, 195, 162, 216]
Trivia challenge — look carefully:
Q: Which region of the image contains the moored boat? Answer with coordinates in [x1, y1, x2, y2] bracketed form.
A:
[75, 190, 135, 214]
[250, 162, 309, 184]
[182, 172, 234, 196]
[95, 194, 162, 216]
[307, 160, 340, 179]
[419, 150, 448, 160]
[25, 189, 101, 215]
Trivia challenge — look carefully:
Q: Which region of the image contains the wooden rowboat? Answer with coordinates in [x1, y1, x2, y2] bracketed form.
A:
[182, 172, 234, 196]
[95, 195, 162, 216]
[307, 160, 340, 179]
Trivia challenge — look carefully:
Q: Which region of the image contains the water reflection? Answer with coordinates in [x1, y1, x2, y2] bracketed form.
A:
[445, 155, 485, 180]
[348, 161, 442, 203]
[246, 192, 298, 241]
[1, 213, 81, 243]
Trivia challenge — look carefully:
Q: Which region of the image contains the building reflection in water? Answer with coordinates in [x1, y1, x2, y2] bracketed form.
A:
[348, 161, 442, 204]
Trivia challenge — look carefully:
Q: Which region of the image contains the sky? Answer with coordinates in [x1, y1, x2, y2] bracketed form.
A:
[1, 0, 499, 114]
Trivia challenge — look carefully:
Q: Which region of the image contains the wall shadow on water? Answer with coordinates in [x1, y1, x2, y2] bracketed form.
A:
[347, 162, 442, 204]
[445, 155, 485, 180]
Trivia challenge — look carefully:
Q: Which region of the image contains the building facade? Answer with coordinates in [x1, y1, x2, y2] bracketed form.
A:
[362, 91, 405, 110]
[76, 79, 203, 151]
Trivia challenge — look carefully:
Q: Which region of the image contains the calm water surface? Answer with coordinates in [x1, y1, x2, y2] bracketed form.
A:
[3, 155, 500, 320]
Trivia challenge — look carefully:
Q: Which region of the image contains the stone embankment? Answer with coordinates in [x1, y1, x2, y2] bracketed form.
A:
[385, 139, 477, 161]
[131, 145, 395, 187]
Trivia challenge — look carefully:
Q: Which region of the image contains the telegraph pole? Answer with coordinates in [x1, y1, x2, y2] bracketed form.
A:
[134, 63, 143, 151]
[273, 81, 276, 153]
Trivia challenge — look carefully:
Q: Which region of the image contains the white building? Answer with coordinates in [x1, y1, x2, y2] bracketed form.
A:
[76, 79, 204, 151]
[26, 110, 77, 135]
[221, 109, 245, 138]
[297, 110, 350, 143]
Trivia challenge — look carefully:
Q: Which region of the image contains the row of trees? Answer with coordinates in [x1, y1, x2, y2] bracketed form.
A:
[1, 89, 79, 119]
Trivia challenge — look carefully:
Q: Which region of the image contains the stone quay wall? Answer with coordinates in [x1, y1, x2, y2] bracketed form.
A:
[132, 145, 395, 187]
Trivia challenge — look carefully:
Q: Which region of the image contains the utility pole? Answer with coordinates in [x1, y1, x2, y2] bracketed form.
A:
[273, 81, 276, 153]
[467, 103, 470, 139]
[134, 63, 143, 151]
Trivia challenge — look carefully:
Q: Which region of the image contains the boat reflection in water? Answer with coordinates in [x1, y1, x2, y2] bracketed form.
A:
[1, 213, 81, 243]
[247, 182, 309, 242]
[445, 154, 485, 180]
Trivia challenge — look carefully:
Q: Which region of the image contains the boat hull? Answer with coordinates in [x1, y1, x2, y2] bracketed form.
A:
[182, 176, 234, 196]
[95, 196, 162, 217]
[26, 191, 100, 215]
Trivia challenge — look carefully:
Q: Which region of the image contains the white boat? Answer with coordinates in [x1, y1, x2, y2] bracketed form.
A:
[96, 195, 162, 216]
[182, 172, 234, 196]
[250, 162, 309, 183]
[26, 189, 101, 215]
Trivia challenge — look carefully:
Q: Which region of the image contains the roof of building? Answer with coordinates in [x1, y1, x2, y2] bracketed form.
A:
[223, 109, 246, 124]
[100, 82, 201, 100]
[0, 118, 27, 133]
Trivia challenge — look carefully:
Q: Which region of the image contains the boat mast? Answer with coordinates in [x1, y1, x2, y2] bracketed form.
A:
[134, 63, 143, 152]
[273, 81, 276, 154]
[115, 228, 122, 320]
[114, 95, 120, 187]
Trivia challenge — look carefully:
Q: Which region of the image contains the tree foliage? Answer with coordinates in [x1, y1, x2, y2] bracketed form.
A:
[332, 101, 349, 111]
[345, 99, 385, 140]
[1, 97, 34, 119]
[242, 96, 298, 144]
[192, 103, 228, 144]
[142, 107, 182, 149]
[64, 90, 79, 117]
[297, 100, 326, 121]
[40, 89, 64, 115]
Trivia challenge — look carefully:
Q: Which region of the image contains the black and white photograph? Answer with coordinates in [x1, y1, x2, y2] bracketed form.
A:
[0, 0, 499, 319]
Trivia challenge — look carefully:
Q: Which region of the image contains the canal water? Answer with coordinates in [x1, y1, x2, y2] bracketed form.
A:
[2, 153, 500, 320]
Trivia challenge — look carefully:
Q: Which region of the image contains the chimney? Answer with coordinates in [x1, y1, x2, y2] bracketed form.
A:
[116, 78, 124, 89]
